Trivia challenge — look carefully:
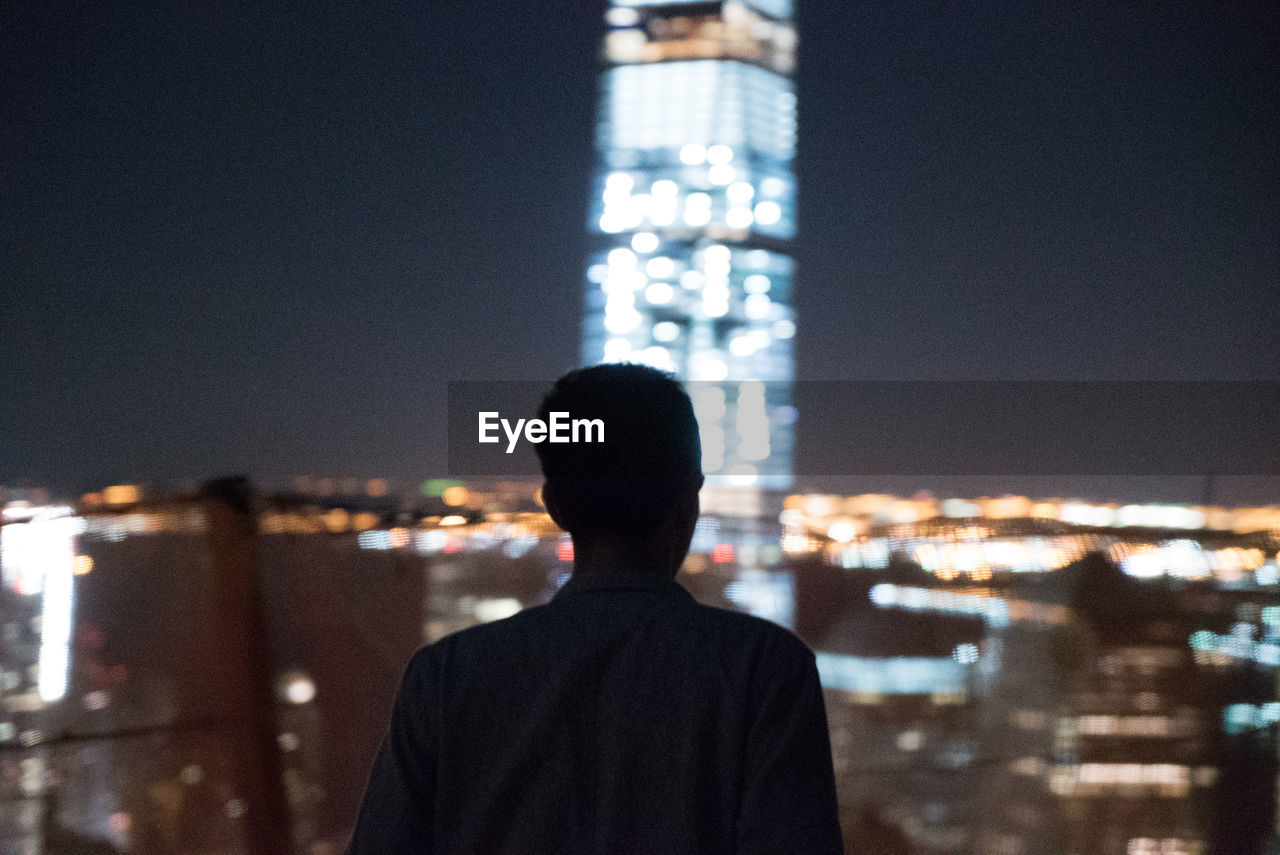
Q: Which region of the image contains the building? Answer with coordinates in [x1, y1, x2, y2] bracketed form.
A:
[582, 0, 799, 489]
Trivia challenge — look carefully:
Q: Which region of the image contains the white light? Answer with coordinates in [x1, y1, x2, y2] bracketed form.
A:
[729, 336, 756, 357]
[646, 256, 675, 278]
[604, 337, 632, 361]
[32, 517, 78, 703]
[475, 597, 522, 623]
[679, 143, 707, 165]
[707, 144, 734, 164]
[827, 520, 857, 543]
[686, 191, 711, 208]
[708, 164, 735, 185]
[649, 207, 675, 227]
[684, 207, 712, 227]
[725, 207, 753, 229]
[631, 232, 659, 253]
[761, 176, 786, 196]
[697, 358, 729, 381]
[754, 201, 782, 225]
[283, 673, 316, 705]
[605, 172, 634, 192]
[604, 310, 642, 334]
[653, 321, 680, 342]
[651, 179, 678, 197]
[727, 182, 755, 204]
[605, 7, 640, 27]
[606, 289, 635, 310]
[703, 291, 730, 318]
[587, 264, 609, 283]
[598, 213, 624, 233]
[772, 319, 796, 339]
[639, 346, 672, 370]
[726, 465, 758, 487]
[751, 329, 772, 349]
[744, 274, 771, 293]
[746, 249, 771, 268]
[607, 248, 636, 268]
[680, 270, 705, 289]
[644, 282, 674, 304]
[704, 244, 731, 266]
[744, 294, 772, 320]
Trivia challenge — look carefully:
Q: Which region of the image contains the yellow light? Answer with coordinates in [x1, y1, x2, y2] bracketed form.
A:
[439, 515, 467, 527]
[73, 556, 93, 576]
[351, 512, 379, 531]
[442, 487, 469, 507]
[323, 508, 349, 533]
[102, 485, 141, 506]
[365, 478, 389, 497]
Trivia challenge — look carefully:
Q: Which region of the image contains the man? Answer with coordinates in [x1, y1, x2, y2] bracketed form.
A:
[349, 364, 843, 853]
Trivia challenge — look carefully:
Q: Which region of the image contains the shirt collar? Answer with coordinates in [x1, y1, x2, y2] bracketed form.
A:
[553, 572, 692, 602]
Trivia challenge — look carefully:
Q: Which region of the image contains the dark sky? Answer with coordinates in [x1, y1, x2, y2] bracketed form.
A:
[3, 2, 1277, 496]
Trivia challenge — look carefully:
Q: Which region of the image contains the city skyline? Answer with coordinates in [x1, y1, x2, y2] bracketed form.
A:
[3, 3, 1277, 493]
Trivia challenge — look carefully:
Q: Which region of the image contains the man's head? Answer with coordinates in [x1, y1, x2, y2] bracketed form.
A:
[535, 364, 703, 562]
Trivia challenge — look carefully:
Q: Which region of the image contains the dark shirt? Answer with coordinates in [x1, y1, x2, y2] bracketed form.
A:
[348, 573, 843, 854]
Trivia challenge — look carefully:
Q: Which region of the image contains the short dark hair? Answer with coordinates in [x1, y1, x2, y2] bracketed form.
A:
[536, 364, 701, 538]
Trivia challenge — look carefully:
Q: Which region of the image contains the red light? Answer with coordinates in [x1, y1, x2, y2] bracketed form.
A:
[711, 544, 734, 563]
[557, 540, 574, 562]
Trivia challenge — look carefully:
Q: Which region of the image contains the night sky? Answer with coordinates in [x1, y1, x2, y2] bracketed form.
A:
[4, 2, 1277, 497]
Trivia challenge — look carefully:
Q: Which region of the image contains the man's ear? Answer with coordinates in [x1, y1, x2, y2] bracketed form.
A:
[541, 480, 570, 533]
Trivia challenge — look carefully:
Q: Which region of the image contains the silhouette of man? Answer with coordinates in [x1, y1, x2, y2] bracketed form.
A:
[348, 364, 843, 854]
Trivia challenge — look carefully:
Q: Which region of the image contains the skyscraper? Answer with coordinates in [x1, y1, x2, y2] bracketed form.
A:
[582, 0, 798, 489]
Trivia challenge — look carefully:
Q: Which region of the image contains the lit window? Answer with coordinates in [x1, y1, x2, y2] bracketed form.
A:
[646, 256, 675, 278]
[644, 282, 674, 304]
[604, 338, 632, 361]
[707, 144, 734, 164]
[680, 143, 707, 165]
[680, 270, 704, 289]
[727, 181, 755, 204]
[631, 232, 659, 253]
[653, 321, 680, 342]
[725, 207, 753, 228]
[608, 248, 637, 268]
[703, 244, 731, 265]
[754, 201, 782, 225]
[684, 207, 712, 226]
[708, 164, 736, 185]
[744, 294, 772, 320]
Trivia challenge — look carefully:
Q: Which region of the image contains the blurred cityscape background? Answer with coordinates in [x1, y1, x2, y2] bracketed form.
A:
[4, 482, 1280, 853]
[4, 1, 1278, 853]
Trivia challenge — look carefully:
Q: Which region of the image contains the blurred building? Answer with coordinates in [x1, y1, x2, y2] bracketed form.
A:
[790, 510, 1280, 855]
[582, 0, 799, 488]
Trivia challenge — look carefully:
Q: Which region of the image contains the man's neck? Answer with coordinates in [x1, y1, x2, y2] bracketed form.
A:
[569, 536, 677, 583]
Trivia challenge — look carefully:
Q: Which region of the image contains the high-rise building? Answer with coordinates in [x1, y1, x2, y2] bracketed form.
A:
[582, 0, 798, 489]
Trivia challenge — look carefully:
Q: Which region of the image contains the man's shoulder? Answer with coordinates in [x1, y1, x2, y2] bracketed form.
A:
[683, 600, 816, 662]
[416, 602, 553, 656]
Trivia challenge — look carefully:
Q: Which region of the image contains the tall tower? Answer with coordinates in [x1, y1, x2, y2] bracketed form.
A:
[582, 0, 797, 490]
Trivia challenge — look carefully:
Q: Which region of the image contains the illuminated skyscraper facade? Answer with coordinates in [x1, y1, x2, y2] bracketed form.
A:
[583, 0, 797, 488]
